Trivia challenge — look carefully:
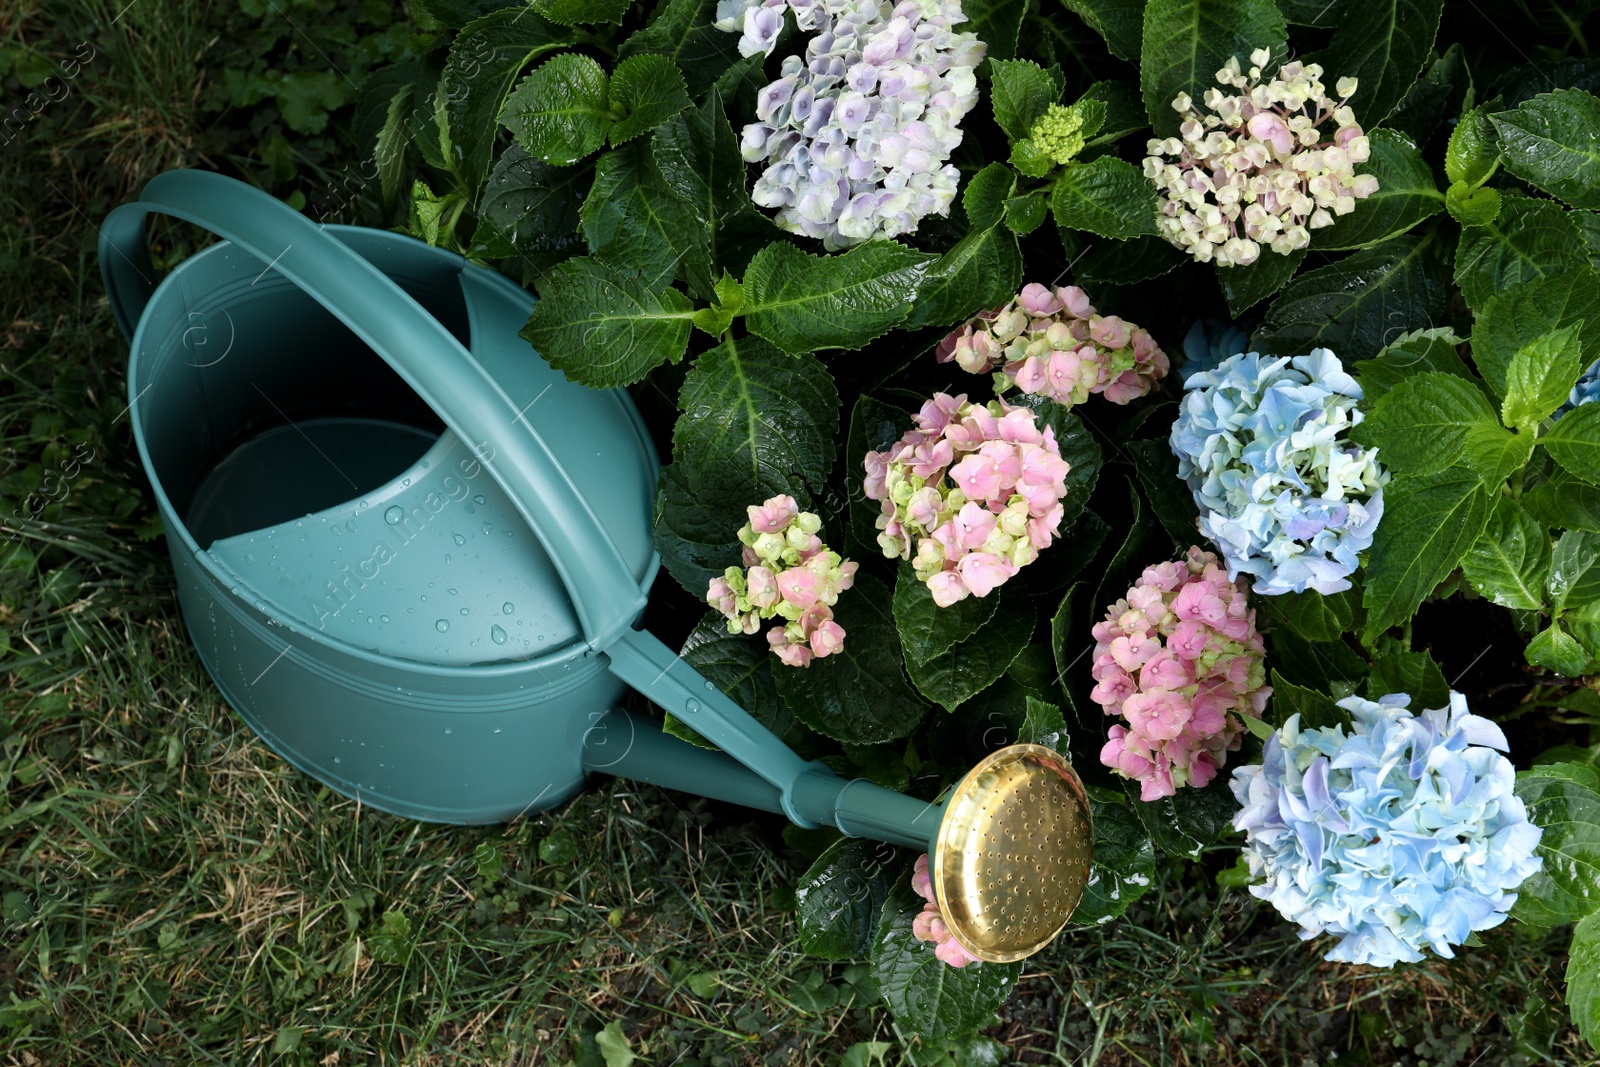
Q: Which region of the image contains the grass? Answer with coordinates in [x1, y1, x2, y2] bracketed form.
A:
[1, 1, 1598, 1064]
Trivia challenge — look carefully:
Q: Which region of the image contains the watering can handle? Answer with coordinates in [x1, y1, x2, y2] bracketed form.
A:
[98, 169, 647, 651]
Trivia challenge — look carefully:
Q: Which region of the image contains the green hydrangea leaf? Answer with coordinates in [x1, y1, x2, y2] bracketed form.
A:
[1139, 0, 1286, 137]
[960, 0, 1027, 61]
[1252, 231, 1448, 358]
[1455, 195, 1589, 312]
[411, 0, 522, 30]
[1061, 0, 1145, 61]
[904, 583, 1033, 712]
[616, 0, 737, 96]
[521, 256, 693, 388]
[1009, 138, 1056, 178]
[654, 463, 742, 595]
[1503, 324, 1585, 431]
[1353, 327, 1477, 405]
[1528, 622, 1594, 677]
[990, 59, 1063, 141]
[1366, 650, 1449, 708]
[653, 88, 750, 225]
[1261, 587, 1360, 642]
[1526, 467, 1600, 533]
[1312, 0, 1443, 126]
[892, 564, 1001, 666]
[1471, 269, 1600, 399]
[473, 144, 588, 260]
[441, 8, 571, 194]
[797, 837, 904, 960]
[1123, 438, 1201, 550]
[1353, 371, 1508, 477]
[904, 224, 1023, 330]
[1550, 531, 1600, 616]
[1079, 79, 1149, 146]
[1269, 670, 1348, 731]
[1462, 497, 1552, 611]
[501, 52, 611, 166]
[1513, 765, 1600, 926]
[607, 53, 691, 145]
[1050, 156, 1159, 239]
[1567, 912, 1600, 1051]
[962, 162, 1016, 230]
[1127, 772, 1241, 859]
[1218, 248, 1304, 317]
[1068, 795, 1156, 926]
[775, 574, 929, 745]
[580, 139, 706, 291]
[1446, 180, 1503, 228]
[1445, 104, 1499, 187]
[1387, 42, 1469, 148]
[1490, 88, 1600, 210]
[1073, 234, 1188, 286]
[1578, 210, 1600, 272]
[742, 241, 937, 355]
[1003, 190, 1049, 234]
[1360, 467, 1494, 644]
[667, 613, 791, 752]
[871, 882, 1023, 1038]
[531, 0, 633, 23]
[1312, 129, 1444, 252]
[1277, 0, 1344, 26]
[1542, 401, 1600, 486]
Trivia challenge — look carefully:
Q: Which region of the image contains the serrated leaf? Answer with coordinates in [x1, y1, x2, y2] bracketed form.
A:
[905, 224, 1023, 330]
[669, 612, 791, 751]
[522, 256, 693, 388]
[607, 53, 690, 145]
[1446, 182, 1502, 227]
[796, 837, 903, 960]
[1124, 438, 1201, 548]
[1253, 231, 1447, 359]
[1387, 42, 1469, 148]
[1312, 129, 1444, 251]
[1269, 670, 1348, 731]
[617, 0, 738, 96]
[501, 52, 611, 165]
[742, 241, 936, 355]
[653, 88, 748, 223]
[1490, 89, 1600, 210]
[1312, 0, 1442, 126]
[1456, 195, 1589, 312]
[1051, 156, 1159, 239]
[1471, 269, 1600, 399]
[1529, 622, 1594, 677]
[1276, 0, 1344, 25]
[580, 139, 706, 290]
[1005, 397, 1103, 531]
[441, 9, 571, 195]
[1568, 912, 1600, 1051]
[1069, 796, 1156, 925]
[872, 882, 1023, 1037]
[1219, 248, 1304, 317]
[1264, 587, 1359, 642]
[1446, 107, 1499, 187]
[1010, 138, 1056, 178]
[846, 394, 915, 560]
[474, 144, 589, 258]
[1543, 399, 1600, 485]
[654, 463, 742, 595]
[1526, 467, 1600, 533]
[960, 0, 1028, 61]
[904, 584, 1033, 712]
[1020, 695, 1072, 754]
[1354, 371, 1507, 477]
[1269, 626, 1368, 695]
[1513, 766, 1600, 926]
[412, 0, 521, 29]
[1504, 325, 1585, 431]
[1074, 234, 1187, 286]
[532, 0, 632, 23]
[374, 83, 416, 205]
[1361, 468, 1493, 643]
[1003, 191, 1049, 234]
[962, 163, 1015, 230]
[1367, 651, 1449, 708]
[1080, 79, 1148, 145]
[1139, 0, 1286, 137]
[990, 59, 1063, 140]
[1551, 531, 1600, 615]
[774, 573, 928, 744]
[1578, 210, 1600, 272]
[1060, 0, 1144, 61]
[673, 335, 839, 523]
[1462, 497, 1551, 611]
[1354, 327, 1477, 404]
[893, 564, 1000, 666]
[1127, 773, 1241, 858]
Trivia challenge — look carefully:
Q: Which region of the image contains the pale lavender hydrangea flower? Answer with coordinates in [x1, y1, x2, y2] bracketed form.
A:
[1231, 692, 1542, 968]
[716, 0, 985, 248]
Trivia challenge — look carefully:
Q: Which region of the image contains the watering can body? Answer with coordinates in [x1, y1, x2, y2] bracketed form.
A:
[104, 171, 1092, 962]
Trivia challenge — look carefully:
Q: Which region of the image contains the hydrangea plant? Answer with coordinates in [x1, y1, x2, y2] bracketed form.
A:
[373, 0, 1600, 1045]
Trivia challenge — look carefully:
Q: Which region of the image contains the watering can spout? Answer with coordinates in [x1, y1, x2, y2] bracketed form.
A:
[597, 628, 1095, 963]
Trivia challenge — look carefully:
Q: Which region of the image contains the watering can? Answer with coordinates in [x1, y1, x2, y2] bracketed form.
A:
[100, 170, 1093, 963]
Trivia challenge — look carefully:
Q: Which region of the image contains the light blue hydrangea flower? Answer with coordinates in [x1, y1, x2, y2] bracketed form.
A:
[1179, 314, 1253, 383]
[1231, 692, 1543, 968]
[1170, 349, 1389, 595]
[1557, 358, 1600, 417]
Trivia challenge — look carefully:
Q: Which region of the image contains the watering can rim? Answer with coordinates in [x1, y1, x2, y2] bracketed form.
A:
[114, 219, 658, 678]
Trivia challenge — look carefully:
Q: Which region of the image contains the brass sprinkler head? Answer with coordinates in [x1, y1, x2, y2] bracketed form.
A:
[930, 743, 1095, 963]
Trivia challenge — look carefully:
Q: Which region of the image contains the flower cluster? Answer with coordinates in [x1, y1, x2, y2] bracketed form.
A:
[1143, 50, 1378, 266]
[705, 495, 858, 667]
[1170, 349, 1388, 596]
[1092, 547, 1268, 801]
[864, 393, 1070, 606]
[1231, 692, 1543, 967]
[910, 853, 981, 967]
[1559, 358, 1600, 417]
[936, 283, 1169, 407]
[714, 0, 985, 248]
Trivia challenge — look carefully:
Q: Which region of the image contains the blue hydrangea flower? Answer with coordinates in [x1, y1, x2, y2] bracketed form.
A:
[1557, 358, 1600, 418]
[1170, 349, 1389, 596]
[1179, 314, 1254, 383]
[1231, 692, 1543, 968]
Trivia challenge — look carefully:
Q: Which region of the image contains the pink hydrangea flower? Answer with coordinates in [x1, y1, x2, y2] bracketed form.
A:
[937, 283, 1168, 408]
[863, 394, 1071, 607]
[1092, 547, 1270, 801]
[909, 853, 981, 968]
[705, 495, 857, 667]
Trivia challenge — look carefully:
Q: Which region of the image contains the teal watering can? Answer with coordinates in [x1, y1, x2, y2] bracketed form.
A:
[101, 171, 1092, 962]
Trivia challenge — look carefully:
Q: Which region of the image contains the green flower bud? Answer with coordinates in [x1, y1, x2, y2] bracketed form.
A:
[1028, 103, 1088, 167]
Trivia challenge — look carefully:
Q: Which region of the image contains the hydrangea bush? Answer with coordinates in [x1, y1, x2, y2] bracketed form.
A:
[372, 0, 1600, 1044]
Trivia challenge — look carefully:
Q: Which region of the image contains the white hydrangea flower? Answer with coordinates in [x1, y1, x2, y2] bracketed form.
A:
[1143, 55, 1378, 267]
[719, 0, 985, 249]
